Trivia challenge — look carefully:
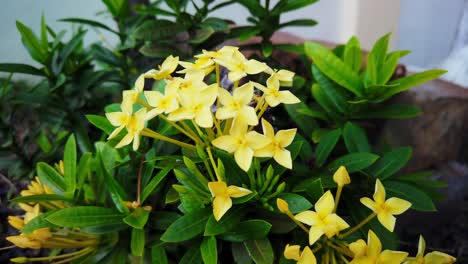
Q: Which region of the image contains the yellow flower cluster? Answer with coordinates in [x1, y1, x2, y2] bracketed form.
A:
[106, 46, 300, 173]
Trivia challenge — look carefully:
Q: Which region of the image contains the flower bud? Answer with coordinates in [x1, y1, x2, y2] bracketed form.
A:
[277, 198, 290, 214]
[8, 216, 25, 230]
[333, 166, 350, 187]
[10, 257, 28, 263]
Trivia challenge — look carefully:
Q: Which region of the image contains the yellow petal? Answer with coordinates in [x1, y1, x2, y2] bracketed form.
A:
[216, 107, 237, 120]
[246, 131, 271, 150]
[308, 226, 325, 245]
[274, 148, 292, 169]
[278, 90, 300, 104]
[208, 181, 227, 197]
[144, 90, 164, 107]
[237, 106, 258, 126]
[385, 197, 412, 215]
[217, 88, 234, 105]
[349, 239, 367, 258]
[284, 244, 301, 261]
[254, 144, 275, 158]
[227, 185, 252, 198]
[213, 196, 232, 221]
[134, 74, 145, 92]
[233, 82, 254, 105]
[6, 235, 41, 249]
[228, 71, 246, 82]
[252, 81, 267, 92]
[333, 166, 351, 187]
[234, 145, 254, 172]
[299, 246, 317, 264]
[8, 216, 25, 230]
[277, 198, 290, 214]
[106, 112, 129, 126]
[276, 128, 296, 147]
[132, 134, 141, 151]
[195, 107, 213, 128]
[315, 191, 334, 218]
[245, 59, 268, 74]
[212, 135, 238, 153]
[266, 75, 280, 90]
[374, 179, 386, 204]
[229, 119, 248, 137]
[417, 235, 426, 257]
[360, 197, 377, 212]
[261, 118, 275, 139]
[294, 211, 319, 226]
[265, 95, 281, 107]
[367, 230, 382, 259]
[326, 213, 350, 230]
[167, 108, 195, 121]
[424, 251, 456, 264]
[377, 210, 396, 232]
[115, 133, 133, 148]
[145, 108, 163, 121]
[108, 126, 124, 140]
[379, 250, 409, 264]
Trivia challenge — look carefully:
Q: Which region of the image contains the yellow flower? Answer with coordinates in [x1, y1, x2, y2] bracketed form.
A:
[106, 101, 133, 140]
[144, 80, 180, 119]
[254, 119, 297, 169]
[134, 74, 145, 93]
[115, 108, 147, 150]
[216, 82, 258, 126]
[284, 244, 317, 264]
[215, 50, 270, 82]
[295, 191, 349, 245]
[175, 70, 208, 92]
[253, 76, 300, 107]
[349, 230, 408, 264]
[195, 46, 239, 60]
[403, 236, 456, 264]
[208, 181, 252, 221]
[360, 179, 412, 232]
[143, 55, 179, 80]
[8, 216, 25, 230]
[168, 84, 218, 128]
[212, 120, 270, 171]
[269, 69, 295, 87]
[6, 235, 42, 249]
[178, 57, 214, 75]
[23, 204, 41, 224]
[333, 166, 351, 187]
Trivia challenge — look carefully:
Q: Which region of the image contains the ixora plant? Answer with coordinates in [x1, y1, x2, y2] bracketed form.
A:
[5, 44, 456, 264]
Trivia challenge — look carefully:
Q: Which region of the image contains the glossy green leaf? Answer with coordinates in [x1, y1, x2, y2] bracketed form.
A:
[22, 211, 58, 234]
[37, 162, 66, 194]
[280, 19, 317, 28]
[353, 105, 422, 119]
[141, 166, 173, 203]
[328, 152, 379, 173]
[221, 220, 272, 242]
[311, 84, 340, 119]
[161, 208, 211, 242]
[133, 20, 186, 41]
[366, 33, 391, 85]
[97, 154, 129, 214]
[243, 239, 274, 264]
[131, 228, 145, 257]
[64, 135, 77, 197]
[344, 36, 362, 72]
[46, 206, 125, 227]
[204, 206, 245, 236]
[123, 207, 150, 229]
[10, 194, 71, 203]
[232, 243, 253, 264]
[201, 236, 217, 264]
[315, 128, 341, 167]
[273, 0, 318, 13]
[381, 69, 447, 99]
[277, 193, 312, 213]
[151, 244, 168, 264]
[378, 52, 400, 84]
[384, 180, 436, 211]
[305, 41, 363, 96]
[0, 63, 44, 76]
[86, 114, 114, 135]
[343, 122, 371, 153]
[59, 18, 119, 35]
[16, 21, 47, 63]
[180, 243, 203, 264]
[366, 147, 412, 179]
[284, 102, 319, 136]
[312, 65, 349, 114]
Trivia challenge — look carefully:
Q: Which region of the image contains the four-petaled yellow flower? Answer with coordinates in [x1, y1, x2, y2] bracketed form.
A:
[269, 69, 295, 87]
[208, 181, 252, 221]
[168, 84, 218, 128]
[253, 76, 300, 107]
[403, 236, 456, 264]
[295, 191, 350, 245]
[106, 101, 132, 140]
[349, 230, 408, 264]
[254, 119, 297, 169]
[284, 244, 317, 264]
[114, 108, 147, 150]
[216, 82, 258, 126]
[178, 56, 214, 75]
[360, 179, 412, 232]
[212, 120, 270, 171]
[143, 55, 179, 80]
[144, 80, 180, 120]
[215, 49, 270, 82]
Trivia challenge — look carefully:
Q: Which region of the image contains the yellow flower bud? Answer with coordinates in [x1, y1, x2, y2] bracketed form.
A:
[276, 198, 290, 214]
[10, 257, 28, 263]
[8, 216, 25, 230]
[333, 166, 351, 187]
[6, 235, 41, 249]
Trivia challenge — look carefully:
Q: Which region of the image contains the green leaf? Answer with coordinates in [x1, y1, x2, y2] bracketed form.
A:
[273, 0, 318, 13]
[40, 14, 48, 48]
[180, 243, 203, 264]
[201, 17, 229, 32]
[366, 147, 412, 179]
[343, 122, 371, 153]
[64, 135, 77, 197]
[305, 41, 363, 96]
[37, 162, 66, 194]
[36, 132, 52, 153]
[237, 0, 266, 16]
[77, 152, 91, 190]
[151, 244, 168, 264]
[280, 19, 317, 28]
[183, 157, 209, 186]
[296, 104, 327, 120]
[55, 30, 86, 73]
[311, 84, 340, 119]
[10, 194, 70, 203]
[204, 206, 245, 236]
[243, 239, 274, 264]
[22, 211, 58, 234]
[292, 177, 324, 202]
[284, 102, 319, 136]
[0, 63, 44, 76]
[86, 114, 115, 135]
[261, 42, 273, 58]
[131, 228, 145, 257]
[232, 243, 253, 264]
[46, 206, 125, 227]
[201, 236, 217, 264]
[277, 193, 312, 214]
[229, 26, 261, 42]
[221, 220, 272, 242]
[141, 166, 173, 203]
[123, 207, 150, 229]
[384, 180, 436, 211]
[344, 36, 362, 72]
[103, 0, 128, 17]
[16, 21, 47, 63]
[366, 33, 391, 85]
[133, 20, 186, 41]
[150, 211, 181, 230]
[353, 105, 422, 119]
[328, 152, 379, 173]
[97, 153, 129, 214]
[161, 208, 211, 242]
[190, 27, 215, 44]
[312, 65, 349, 114]
[315, 128, 341, 167]
[381, 69, 447, 99]
[59, 18, 119, 35]
[378, 52, 400, 84]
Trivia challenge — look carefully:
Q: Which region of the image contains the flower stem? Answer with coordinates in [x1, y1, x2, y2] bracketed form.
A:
[159, 115, 200, 143]
[257, 102, 269, 120]
[339, 213, 377, 238]
[137, 155, 144, 205]
[334, 186, 343, 213]
[284, 210, 309, 234]
[206, 147, 222, 181]
[141, 128, 196, 150]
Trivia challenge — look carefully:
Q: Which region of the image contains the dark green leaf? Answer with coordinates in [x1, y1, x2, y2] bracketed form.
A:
[103, 0, 128, 17]
[64, 135, 77, 197]
[133, 20, 186, 41]
[180, 243, 203, 264]
[366, 147, 412, 179]
[151, 244, 168, 264]
[16, 21, 47, 63]
[161, 208, 211, 242]
[97, 154, 129, 214]
[284, 102, 319, 136]
[37, 162, 66, 194]
[59, 18, 119, 35]
[204, 206, 245, 236]
[311, 84, 340, 119]
[190, 27, 215, 44]
[292, 177, 324, 202]
[141, 166, 173, 203]
[0, 63, 44, 76]
[343, 122, 371, 153]
[328, 152, 379, 173]
[280, 19, 317, 28]
[10, 194, 70, 203]
[221, 220, 272, 242]
[312, 65, 349, 114]
[353, 105, 422, 119]
[232, 243, 253, 264]
[46, 206, 125, 227]
[237, 0, 266, 16]
[201, 236, 217, 264]
[86, 114, 115, 135]
[131, 228, 145, 257]
[277, 193, 312, 214]
[384, 180, 436, 211]
[150, 211, 181, 230]
[273, 0, 318, 13]
[315, 128, 341, 167]
[381, 69, 447, 99]
[243, 239, 274, 264]
[262, 42, 273, 58]
[123, 207, 150, 229]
